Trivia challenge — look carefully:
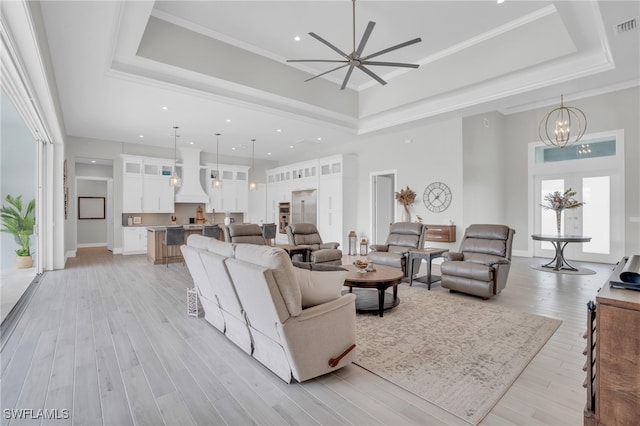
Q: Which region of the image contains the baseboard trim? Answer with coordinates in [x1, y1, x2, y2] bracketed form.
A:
[76, 243, 108, 248]
[512, 249, 531, 258]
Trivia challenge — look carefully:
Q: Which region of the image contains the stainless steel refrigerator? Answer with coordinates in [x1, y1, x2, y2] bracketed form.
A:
[291, 189, 317, 225]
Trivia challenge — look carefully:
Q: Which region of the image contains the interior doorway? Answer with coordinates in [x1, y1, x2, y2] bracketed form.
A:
[370, 171, 396, 245]
[75, 158, 114, 251]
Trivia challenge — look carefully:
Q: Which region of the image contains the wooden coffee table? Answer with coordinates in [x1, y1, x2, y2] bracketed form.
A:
[343, 264, 403, 317]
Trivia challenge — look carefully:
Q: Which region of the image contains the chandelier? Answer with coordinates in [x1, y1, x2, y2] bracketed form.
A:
[538, 95, 587, 148]
[249, 138, 257, 191]
[169, 126, 181, 187]
[212, 133, 223, 189]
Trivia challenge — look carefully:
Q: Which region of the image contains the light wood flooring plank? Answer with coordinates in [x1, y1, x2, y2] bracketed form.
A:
[0, 248, 614, 426]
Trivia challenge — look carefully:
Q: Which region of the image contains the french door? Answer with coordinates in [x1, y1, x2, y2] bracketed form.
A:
[530, 131, 625, 265]
[533, 173, 622, 264]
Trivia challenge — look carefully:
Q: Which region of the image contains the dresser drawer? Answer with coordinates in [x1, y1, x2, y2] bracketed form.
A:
[425, 225, 456, 242]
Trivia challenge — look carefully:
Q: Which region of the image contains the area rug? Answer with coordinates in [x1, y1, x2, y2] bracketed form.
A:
[530, 264, 596, 275]
[353, 286, 562, 425]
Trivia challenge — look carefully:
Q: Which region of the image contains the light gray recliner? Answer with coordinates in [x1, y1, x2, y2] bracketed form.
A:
[440, 224, 515, 299]
[223, 223, 267, 245]
[367, 222, 426, 277]
[285, 223, 342, 265]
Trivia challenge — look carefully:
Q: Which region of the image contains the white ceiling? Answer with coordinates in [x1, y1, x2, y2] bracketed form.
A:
[38, 1, 639, 162]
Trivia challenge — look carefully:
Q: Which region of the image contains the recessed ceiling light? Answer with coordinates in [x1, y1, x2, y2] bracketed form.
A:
[276, 129, 282, 133]
[497, 0, 505, 3]
[317, 137, 322, 141]
[139, 135, 144, 138]
[294, 36, 301, 42]
[226, 119, 232, 123]
[232, 147, 236, 151]
[189, 141, 194, 145]
[91, 160, 96, 163]
[289, 145, 294, 149]
[161, 106, 168, 110]
[267, 152, 272, 156]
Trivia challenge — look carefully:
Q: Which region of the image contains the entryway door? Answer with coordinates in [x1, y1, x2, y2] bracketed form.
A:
[533, 173, 623, 264]
[530, 130, 625, 265]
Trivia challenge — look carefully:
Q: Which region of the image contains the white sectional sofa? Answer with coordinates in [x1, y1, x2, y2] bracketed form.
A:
[181, 235, 357, 383]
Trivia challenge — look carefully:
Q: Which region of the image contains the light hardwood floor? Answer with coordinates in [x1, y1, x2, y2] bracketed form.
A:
[0, 248, 615, 425]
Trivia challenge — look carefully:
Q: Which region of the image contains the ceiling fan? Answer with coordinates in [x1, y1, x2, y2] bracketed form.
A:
[286, 0, 422, 90]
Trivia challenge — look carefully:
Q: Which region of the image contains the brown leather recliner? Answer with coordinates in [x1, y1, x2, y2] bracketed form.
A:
[440, 224, 515, 299]
[367, 222, 426, 277]
[223, 223, 267, 245]
[285, 223, 342, 265]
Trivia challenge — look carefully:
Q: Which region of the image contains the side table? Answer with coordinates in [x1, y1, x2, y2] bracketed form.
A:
[408, 248, 449, 289]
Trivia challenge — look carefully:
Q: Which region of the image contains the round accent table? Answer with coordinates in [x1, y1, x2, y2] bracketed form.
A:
[343, 264, 403, 317]
[531, 234, 592, 271]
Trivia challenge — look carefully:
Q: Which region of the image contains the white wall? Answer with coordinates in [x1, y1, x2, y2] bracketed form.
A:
[502, 86, 640, 255]
[284, 118, 466, 247]
[76, 179, 107, 246]
[462, 111, 506, 226]
[1, 91, 36, 268]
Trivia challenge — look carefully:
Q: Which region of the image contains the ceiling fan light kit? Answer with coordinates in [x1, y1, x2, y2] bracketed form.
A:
[287, 0, 422, 90]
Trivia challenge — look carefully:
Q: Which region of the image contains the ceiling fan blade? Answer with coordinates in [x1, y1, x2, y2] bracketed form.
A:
[357, 65, 387, 86]
[363, 61, 419, 68]
[305, 64, 350, 82]
[356, 21, 376, 56]
[287, 59, 349, 64]
[309, 32, 350, 59]
[362, 37, 422, 61]
[340, 65, 355, 90]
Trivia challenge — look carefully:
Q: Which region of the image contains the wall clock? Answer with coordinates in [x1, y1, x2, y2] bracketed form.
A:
[423, 182, 452, 213]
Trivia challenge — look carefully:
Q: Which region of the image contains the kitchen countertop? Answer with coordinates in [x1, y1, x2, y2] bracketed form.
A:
[145, 224, 219, 231]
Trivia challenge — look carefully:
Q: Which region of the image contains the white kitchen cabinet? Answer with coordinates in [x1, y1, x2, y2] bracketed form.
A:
[122, 227, 147, 255]
[122, 155, 175, 213]
[206, 164, 250, 213]
[317, 155, 356, 249]
[142, 161, 174, 213]
[266, 155, 355, 247]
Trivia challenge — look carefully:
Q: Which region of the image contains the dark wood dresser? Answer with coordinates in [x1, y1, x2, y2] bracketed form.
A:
[584, 259, 640, 425]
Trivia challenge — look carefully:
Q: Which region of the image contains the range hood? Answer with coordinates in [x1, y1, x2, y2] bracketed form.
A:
[174, 147, 209, 204]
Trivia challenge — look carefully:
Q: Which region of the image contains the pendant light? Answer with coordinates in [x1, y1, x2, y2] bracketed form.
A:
[538, 95, 587, 148]
[212, 133, 223, 189]
[249, 138, 257, 191]
[169, 126, 182, 187]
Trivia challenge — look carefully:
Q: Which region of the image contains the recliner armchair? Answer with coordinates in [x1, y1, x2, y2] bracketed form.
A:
[223, 223, 267, 245]
[285, 223, 342, 265]
[367, 222, 426, 277]
[440, 224, 515, 299]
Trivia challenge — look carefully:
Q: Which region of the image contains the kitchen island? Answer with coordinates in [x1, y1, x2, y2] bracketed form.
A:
[147, 225, 218, 265]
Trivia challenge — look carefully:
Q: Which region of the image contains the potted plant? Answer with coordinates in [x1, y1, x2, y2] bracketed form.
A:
[395, 186, 416, 222]
[1, 194, 35, 268]
[541, 188, 584, 235]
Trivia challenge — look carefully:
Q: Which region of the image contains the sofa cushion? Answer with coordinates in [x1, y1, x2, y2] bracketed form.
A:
[234, 244, 302, 317]
[293, 265, 347, 308]
[187, 234, 210, 250]
[207, 237, 235, 258]
[440, 260, 493, 282]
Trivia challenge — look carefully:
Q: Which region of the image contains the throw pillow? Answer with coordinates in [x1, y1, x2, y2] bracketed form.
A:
[293, 265, 348, 308]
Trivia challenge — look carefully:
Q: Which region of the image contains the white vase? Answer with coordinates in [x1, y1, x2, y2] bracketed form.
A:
[401, 207, 411, 223]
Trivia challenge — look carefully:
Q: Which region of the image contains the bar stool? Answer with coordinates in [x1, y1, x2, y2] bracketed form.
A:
[163, 226, 185, 267]
[202, 224, 220, 239]
[262, 223, 277, 246]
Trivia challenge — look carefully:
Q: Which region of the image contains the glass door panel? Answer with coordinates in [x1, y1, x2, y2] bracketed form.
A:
[581, 176, 610, 255]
